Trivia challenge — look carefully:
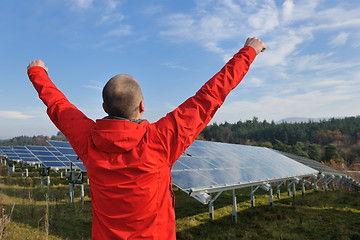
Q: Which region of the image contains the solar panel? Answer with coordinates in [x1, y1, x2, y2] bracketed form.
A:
[47, 140, 87, 171]
[172, 140, 318, 195]
[26, 146, 69, 169]
[275, 150, 347, 177]
[0, 147, 21, 161]
[10, 146, 41, 164]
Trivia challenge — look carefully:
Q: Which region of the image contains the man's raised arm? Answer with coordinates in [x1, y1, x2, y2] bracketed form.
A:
[27, 60, 94, 158]
[153, 37, 266, 164]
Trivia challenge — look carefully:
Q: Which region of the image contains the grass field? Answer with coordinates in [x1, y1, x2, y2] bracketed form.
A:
[0, 164, 359, 240]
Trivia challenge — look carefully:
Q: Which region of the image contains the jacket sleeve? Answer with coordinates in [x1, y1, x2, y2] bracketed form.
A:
[153, 46, 257, 165]
[27, 67, 95, 159]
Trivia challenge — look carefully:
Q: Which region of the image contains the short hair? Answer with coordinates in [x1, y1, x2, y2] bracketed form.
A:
[102, 74, 143, 119]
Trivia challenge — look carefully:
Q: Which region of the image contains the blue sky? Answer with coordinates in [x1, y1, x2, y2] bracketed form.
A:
[1, 0, 360, 138]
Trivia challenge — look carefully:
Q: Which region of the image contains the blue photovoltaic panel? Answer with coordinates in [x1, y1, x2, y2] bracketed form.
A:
[47, 140, 87, 172]
[41, 161, 67, 167]
[47, 141, 73, 148]
[27, 146, 48, 151]
[0, 146, 11, 154]
[171, 140, 318, 193]
[10, 146, 41, 164]
[26, 146, 69, 169]
[0, 147, 21, 161]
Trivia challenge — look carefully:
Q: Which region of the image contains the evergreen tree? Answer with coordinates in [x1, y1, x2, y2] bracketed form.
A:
[308, 144, 322, 162]
[324, 144, 342, 163]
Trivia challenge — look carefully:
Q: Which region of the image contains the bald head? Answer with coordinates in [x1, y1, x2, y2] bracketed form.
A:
[102, 74, 144, 119]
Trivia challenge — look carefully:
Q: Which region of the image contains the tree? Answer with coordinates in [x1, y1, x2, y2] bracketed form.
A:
[291, 141, 309, 158]
[308, 144, 322, 162]
[324, 144, 342, 163]
[273, 139, 290, 152]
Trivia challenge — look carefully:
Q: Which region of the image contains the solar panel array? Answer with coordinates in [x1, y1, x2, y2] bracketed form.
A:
[26, 146, 69, 169]
[1, 139, 357, 197]
[11, 146, 41, 164]
[0, 146, 21, 162]
[0, 142, 86, 172]
[47, 140, 86, 171]
[274, 150, 347, 176]
[172, 141, 319, 196]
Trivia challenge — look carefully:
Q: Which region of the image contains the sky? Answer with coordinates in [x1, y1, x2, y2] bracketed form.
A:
[1, 0, 360, 139]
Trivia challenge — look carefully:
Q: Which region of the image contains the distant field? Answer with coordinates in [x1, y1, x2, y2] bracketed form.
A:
[0, 164, 359, 240]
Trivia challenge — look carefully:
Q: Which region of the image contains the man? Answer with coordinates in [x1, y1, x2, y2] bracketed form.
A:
[27, 37, 266, 239]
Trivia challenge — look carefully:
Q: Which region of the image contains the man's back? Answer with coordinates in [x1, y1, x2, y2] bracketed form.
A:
[86, 119, 176, 239]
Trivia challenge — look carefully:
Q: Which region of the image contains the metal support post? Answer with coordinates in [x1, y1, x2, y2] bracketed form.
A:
[208, 191, 223, 220]
[276, 181, 284, 199]
[232, 189, 237, 223]
[292, 182, 296, 199]
[81, 184, 85, 204]
[209, 193, 214, 219]
[251, 186, 255, 207]
[251, 185, 263, 207]
[209, 203, 214, 220]
[314, 175, 324, 190]
[302, 180, 305, 196]
[25, 168, 28, 178]
[47, 176, 51, 189]
[69, 183, 74, 203]
[287, 181, 291, 196]
[277, 185, 281, 199]
[269, 187, 273, 207]
[41, 175, 44, 188]
[325, 176, 335, 191]
[323, 178, 328, 191]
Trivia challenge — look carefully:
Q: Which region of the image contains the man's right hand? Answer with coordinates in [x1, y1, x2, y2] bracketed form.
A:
[27, 59, 48, 72]
[244, 37, 266, 55]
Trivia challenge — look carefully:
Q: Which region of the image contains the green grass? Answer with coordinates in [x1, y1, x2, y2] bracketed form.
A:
[0, 164, 359, 240]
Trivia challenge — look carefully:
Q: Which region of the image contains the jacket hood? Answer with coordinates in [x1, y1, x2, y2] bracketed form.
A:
[91, 119, 149, 153]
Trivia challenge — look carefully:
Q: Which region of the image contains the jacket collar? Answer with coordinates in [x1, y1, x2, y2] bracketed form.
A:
[103, 116, 146, 124]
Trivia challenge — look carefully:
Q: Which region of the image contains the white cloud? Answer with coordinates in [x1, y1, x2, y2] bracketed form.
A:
[105, 24, 131, 37]
[105, 0, 120, 10]
[329, 32, 349, 47]
[245, 77, 264, 87]
[282, 0, 294, 23]
[141, 5, 163, 15]
[73, 0, 93, 9]
[99, 13, 125, 25]
[160, 1, 246, 53]
[0, 111, 34, 120]
[256, 30, 306, 67]
[281, 0, 319, 24]
[213, 86, 360, 123]
[248, 1, 279, 35]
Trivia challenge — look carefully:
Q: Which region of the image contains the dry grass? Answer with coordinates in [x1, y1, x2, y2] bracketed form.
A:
[0, 164, 359, 239]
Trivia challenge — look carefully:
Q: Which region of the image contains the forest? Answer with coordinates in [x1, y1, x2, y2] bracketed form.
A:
[199, 116, 360, 167]
[0, 131, 67, 147]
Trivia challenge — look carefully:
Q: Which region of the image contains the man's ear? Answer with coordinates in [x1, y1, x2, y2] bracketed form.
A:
[139, 100, 145, 114]
[102, 103, 109, 114]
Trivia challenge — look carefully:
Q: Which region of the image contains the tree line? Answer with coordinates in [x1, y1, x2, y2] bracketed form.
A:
[199, 116, 360, 166]
[0, 132, 67, 146]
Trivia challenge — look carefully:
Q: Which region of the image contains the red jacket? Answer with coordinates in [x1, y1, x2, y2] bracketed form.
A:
[28, 46, 256, 239]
